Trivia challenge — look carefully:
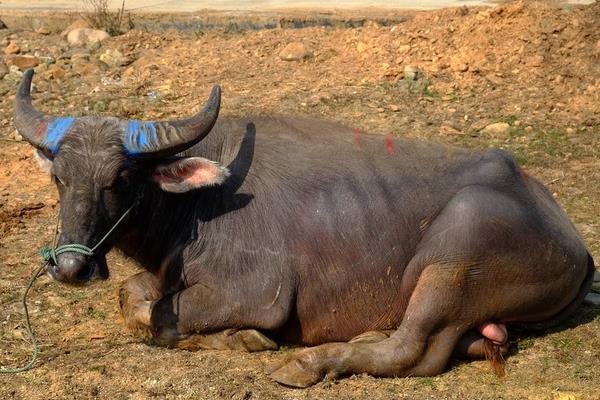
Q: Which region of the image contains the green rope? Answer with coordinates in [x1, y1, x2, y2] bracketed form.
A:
[0, 196, 139, 374]
[39, 199, 139, 266]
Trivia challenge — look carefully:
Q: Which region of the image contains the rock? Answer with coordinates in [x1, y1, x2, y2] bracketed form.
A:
[356, 41, 368, 53]
[403, 65, 420, 81]
[480, 122, 510, 136]
[70, 52, 91, 63]
[450, 57, 469, 72]
[0, 19, 7, 30]
[34, 63, 49, 75]
[389, 104, 400, 112]
[8, 65, 23, 77]
[99, 48, 128, 67]
[67, 28, 110, 47]
[61, 18, 92, 37]
[476, 11, 491, 21]
[5, 55, 40, 70]
[4, 42, 20, 55]
[397, 44, 411, 54]
[584, 292, 600, 307]
[12, 130, 23, 141]
[36, 26, 51, 35]
[529, 55, 544, 67]
[440, 124, 464, 135]
[37, 55, 56, 65]
[279, 42, 311, 61]
[87, 40, 102, 51]
[44, 64, 66, 80]
[72, 62, 100, 76]
[554, 393, 576, 400]
[0, 63, 8, 79]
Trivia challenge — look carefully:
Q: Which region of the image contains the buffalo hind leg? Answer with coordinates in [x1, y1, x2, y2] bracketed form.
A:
[270, 183, 587, 387]
[118, 272, 278, 352]
[270, 266, 469, 387]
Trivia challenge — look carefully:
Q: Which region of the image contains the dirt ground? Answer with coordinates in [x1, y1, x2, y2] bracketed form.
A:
[0, 1, 599, 399]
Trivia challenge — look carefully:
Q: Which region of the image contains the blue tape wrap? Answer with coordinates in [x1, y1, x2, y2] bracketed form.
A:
[45, 117, 75, 154]
[124, 120, 158, 156]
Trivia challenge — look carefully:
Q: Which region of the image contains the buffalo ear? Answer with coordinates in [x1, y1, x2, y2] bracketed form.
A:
[152, 157, 230, 193]
[34, 149, 53, 175]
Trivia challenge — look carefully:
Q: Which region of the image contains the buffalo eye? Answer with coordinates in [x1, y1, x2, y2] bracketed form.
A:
[107, 171, 131, 191]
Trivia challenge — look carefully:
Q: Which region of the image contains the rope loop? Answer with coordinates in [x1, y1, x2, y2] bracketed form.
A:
[40, 244, 94, 266]
[1, 191, 141, 374]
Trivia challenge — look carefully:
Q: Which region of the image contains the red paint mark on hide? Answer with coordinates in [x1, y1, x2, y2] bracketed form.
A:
[353, 129, 363, 149]
[34, 120, 48, 139]
[386, 135, 395, 155]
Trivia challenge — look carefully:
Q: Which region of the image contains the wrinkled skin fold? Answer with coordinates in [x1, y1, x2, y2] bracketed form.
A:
[16, 70, 596, 387]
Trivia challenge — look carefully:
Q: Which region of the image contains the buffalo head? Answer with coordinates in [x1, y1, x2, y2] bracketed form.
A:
[15, 70, 229, 284]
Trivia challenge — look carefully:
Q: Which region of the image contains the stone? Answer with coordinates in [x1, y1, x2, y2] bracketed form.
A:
[36, 26, 51, 35]
[0, 19, 7, 30]
[450, 57, 469, 72]
[8, 64, 23, 77]
[279, 42, 311, 61]
[0, 63, 8, 79]
[5, 55, 40, 70]
[476, 11, 491, 21]
[44, 64, 66, 80]
[12, 130, 23, 141]
[529, 54, 544, 67]
[61, 18, 92, 37]
[356, 41, 368, 53]
[480, 122, 510, 136]
[87, 41, 102, 51]
[403, 65, 420, 81]
[72, 62, 100, 76]
[99, 48, 128, 67]
[37, 55, 56, 65]
[397, 44, 411, 54]
[4, 42, 20, 55]
[440, 124, 464, 135]
[67, 28, 110, 47]
[34, 63, 49, 75]
[70, 52, 91, 63]
[583, 292, 600, 306]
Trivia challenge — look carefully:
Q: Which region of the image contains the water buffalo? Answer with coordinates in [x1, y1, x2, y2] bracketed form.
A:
[15, 70, 595, 387]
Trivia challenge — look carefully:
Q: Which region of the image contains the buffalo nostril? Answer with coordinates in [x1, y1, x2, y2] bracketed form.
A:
[55, 253, 92, 283]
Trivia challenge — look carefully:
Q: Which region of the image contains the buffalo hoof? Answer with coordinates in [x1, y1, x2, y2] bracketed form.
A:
[270, 357, 325, 388]
[175, 329, 278, 352]
[118, 271, 162, 338]
[118, 289, 155, 338]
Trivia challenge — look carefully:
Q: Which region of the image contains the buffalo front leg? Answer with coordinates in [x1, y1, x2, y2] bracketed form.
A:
[118, 272, 278, 352]
[119, 271, 162, 337]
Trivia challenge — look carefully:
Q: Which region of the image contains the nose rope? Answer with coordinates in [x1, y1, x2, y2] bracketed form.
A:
[39, 197, 140, 266]
[0, 194, 141, 374]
